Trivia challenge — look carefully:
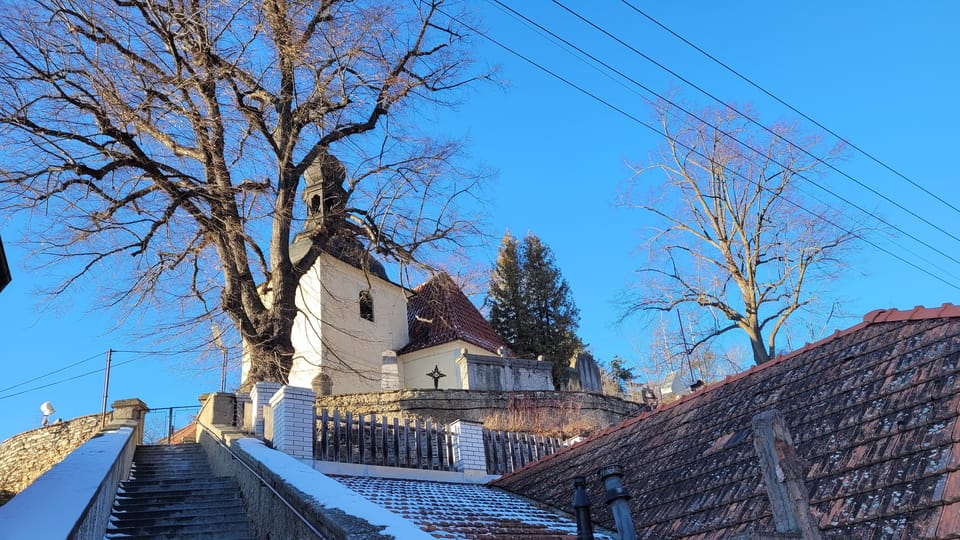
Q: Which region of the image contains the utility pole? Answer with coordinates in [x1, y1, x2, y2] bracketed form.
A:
[101, 348, 112, 426]
[212, 324, 228, 392]
[220, 347, 227, 393]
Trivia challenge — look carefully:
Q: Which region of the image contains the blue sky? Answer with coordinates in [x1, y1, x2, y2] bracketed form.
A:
[2, 1, 958, 441]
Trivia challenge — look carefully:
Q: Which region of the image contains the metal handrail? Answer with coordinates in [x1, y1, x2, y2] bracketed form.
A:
[195, 418, 326, 539]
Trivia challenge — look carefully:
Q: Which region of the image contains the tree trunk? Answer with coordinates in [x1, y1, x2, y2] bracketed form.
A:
[745, 324, 772, 365]
[241, 318, 297, 389]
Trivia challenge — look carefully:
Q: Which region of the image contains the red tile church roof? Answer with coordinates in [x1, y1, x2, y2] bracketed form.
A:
[400, 273, 511, 356]
[494, 303, 960, 539]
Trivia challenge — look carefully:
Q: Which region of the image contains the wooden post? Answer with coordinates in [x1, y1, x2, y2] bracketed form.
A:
[415, 418, 423, 468]
[403, 418, 411, 468]
[345, 411, 354, 463]
[370, 415, 377, 464]
[446, 426, 454, 471]
[319, 409, 328, 461]
[751, 409, 823, 539]
[438, 425, 446, 470]
[502, 431, 510, 472]
[394, 417, 401, 467]
[332, 410, 341, 462]
[358, 413, 366, 465]
[382, 415, 390, 467]
[425, 420, 434, 469]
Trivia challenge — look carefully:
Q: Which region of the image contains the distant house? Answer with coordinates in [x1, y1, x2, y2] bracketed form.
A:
[494, 304, 960, 539]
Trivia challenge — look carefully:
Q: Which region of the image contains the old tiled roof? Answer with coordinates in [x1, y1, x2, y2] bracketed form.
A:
[400, 273, 511, 356]
[493, 303, 960, 539]
[162, 421, 197, 445]
[333, 475, 613, 539]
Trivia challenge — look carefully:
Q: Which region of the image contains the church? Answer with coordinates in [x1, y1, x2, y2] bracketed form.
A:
[239, 158, 592, 397]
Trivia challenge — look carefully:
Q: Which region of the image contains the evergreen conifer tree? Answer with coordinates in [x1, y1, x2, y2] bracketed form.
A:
[487, 232, 582, 389]
[488, 232, 525, 348]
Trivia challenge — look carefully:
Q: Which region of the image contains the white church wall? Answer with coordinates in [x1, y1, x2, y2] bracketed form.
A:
[287, 263, 325, 390]
[399, 341, 499, 390]
[288, 254, 409, 394]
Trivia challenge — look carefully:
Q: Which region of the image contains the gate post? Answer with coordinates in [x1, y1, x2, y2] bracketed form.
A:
[269, 386, 316, 459]
[250, 382, 282, 437]
[448, 420, 486, 476]
[109, 398, 149, 444]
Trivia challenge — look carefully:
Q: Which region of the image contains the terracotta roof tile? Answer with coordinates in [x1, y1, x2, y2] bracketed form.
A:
[333, 475, 613, 539]
[400, 273, 511, 356]
[493, 305, 960, 538]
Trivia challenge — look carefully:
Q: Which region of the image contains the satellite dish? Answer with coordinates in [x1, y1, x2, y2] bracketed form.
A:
[40, 402, 56, 416]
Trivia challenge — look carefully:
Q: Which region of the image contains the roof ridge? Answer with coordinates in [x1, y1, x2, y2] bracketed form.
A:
[862, 302, 960, 323]
[496, 302, 960, 484]
[773, 302, 960, 366]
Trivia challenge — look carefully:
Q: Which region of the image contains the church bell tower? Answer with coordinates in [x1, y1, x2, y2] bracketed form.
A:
[302, 152, 347, 231]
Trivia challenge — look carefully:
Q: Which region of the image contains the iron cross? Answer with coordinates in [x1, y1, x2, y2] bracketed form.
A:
[427, 364, 446, 389]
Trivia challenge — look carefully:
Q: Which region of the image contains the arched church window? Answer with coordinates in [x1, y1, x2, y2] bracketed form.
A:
[359, 289, 374, 322]
[310, 194, 322, 215]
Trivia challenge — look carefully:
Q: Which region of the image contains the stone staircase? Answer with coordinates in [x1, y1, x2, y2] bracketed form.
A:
[106, 443, 255, 539]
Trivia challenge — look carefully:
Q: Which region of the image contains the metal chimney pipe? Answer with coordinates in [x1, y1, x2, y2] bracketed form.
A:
[572, 476, 594, 539]
[599, 464, 637, 540]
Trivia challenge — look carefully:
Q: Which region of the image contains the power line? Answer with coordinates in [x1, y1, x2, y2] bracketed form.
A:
[620, 0, 960, 219]
[487, 0, 960, 271]
[487, 0, 637, 95]
[0, 347, 198, 398]
[546, 0, 960, 249]
[437, 7, 960, 293]
[0, 352, 102, 394]
[0, 356, 143, 401]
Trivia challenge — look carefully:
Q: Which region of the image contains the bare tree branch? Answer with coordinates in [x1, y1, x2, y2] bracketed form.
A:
[623, 101, 859, 365]
[0, 0, 488, 384]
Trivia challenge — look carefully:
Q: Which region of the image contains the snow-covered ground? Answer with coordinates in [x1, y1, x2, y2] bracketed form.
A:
[0, 427, 132, 539]
[237, 438, 433, 539]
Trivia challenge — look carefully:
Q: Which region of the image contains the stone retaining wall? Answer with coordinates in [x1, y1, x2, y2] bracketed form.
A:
[0, 414, 102, 506]
[315, 389, 650, 429]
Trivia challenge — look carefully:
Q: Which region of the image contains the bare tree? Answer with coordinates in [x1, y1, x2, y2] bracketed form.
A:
[623, 102, 858, 365]
[635, 314, 745, 393]
[0, 0, 487, 384]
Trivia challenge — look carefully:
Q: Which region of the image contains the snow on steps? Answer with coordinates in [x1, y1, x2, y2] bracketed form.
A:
[105, 443, 254, 540]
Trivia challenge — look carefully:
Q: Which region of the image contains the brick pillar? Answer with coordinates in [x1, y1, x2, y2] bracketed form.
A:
[268, 386, 316, 459]
[250, 382, 281, 437]
[448, 420, 486, 473]
[235, 392, 252, 430]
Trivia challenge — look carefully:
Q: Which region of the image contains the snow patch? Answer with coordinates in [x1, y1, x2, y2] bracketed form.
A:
[0, 427, 132, 539]
[236, 438, 432, 539]
[335, 476, 614, 539]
